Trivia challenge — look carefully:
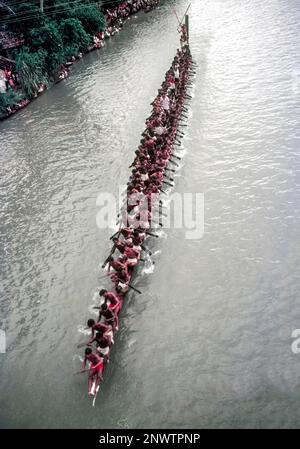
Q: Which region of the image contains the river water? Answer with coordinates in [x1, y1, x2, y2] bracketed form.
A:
[1, 0, 300, 429]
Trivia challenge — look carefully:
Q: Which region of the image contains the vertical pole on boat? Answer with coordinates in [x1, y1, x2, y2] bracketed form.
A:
[185, 14, 190, 45]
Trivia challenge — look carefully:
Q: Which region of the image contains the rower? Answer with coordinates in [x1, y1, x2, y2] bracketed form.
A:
[167, 73, 176, 91]
[99, 289, 121, 328]
[173, 63, 180, 81]
[99, 289, 120, 305]
[108, 256, 128, 275]
[123, 243, 140, 269]
[160, 92, 170, 112]
[132, 229, 145, 247]
[87, 319, 114, 345]
[111, 267, 130, 295]
[144, 136, 157, 150]
[154, 124, 167, 136]
[140, 167, 149, 182]
[82, 347, 104, 397]
[98, 302, 117, 330]
[120, 227, 134, 240]
[90, 330, 111, 358]
[112, 237, 126, 254]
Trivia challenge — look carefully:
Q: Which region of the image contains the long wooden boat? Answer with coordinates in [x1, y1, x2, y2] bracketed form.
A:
[77, 31, 196, 405]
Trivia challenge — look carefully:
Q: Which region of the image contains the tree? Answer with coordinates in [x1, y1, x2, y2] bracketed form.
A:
[28, 20, 64, 72]
[59, 18, 91, 53]
[50, 0, 74, 21]
[6, 3, 46, 38]
[63, 44, 79, 60]
[72, 5, 106, 36]
[16, 48, 48, 97]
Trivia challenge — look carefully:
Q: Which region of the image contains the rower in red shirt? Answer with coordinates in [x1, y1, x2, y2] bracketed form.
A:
[97, 302, 117, 329]
[99, 289, 122, 329]
[120, 227, 134, 240]
[112, 237, 126, 254]
[123, 243, 140, 269]
[87, 319, 114, 345]
[144, 136, 157, 150]
[99, 289, 121, 305]
[108, 256, 128, 275]
[110, 267, 130, 294]
[90, 330, 111, 358]
[132, 229, 145, 246]
[82, 347, 104, 397]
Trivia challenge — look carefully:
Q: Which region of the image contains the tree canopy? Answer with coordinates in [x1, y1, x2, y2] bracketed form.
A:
[0, 1, 107, 100]
[72, 5, 106, 36]
[59, 18, 91, 53]
[28, 21, 64, 71]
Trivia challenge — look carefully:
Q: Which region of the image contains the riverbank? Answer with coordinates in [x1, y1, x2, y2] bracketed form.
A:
[0, 0, 160, 121]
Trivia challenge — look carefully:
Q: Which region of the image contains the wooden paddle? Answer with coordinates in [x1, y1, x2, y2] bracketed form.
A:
[128, 284, 142, 294]
[145, 231, 159, 238]
[74, 369, 89, 376]
[163, 180, 174, 187]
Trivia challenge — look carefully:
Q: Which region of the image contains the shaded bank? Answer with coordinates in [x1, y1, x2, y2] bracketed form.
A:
[0, 0, 161, 120]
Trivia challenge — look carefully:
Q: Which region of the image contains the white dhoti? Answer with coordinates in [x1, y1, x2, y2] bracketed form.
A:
[97, 346, 110, 356]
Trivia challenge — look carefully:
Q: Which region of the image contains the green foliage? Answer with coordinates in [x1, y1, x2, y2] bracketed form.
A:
[15, 48, 49, 97]
[51, 1, 74, 21]
[0, 87, 24, 116]
[28, 21, 63, 56]
[63, 45, 79, 60]
[59, 18, 91, 53]
[7, 3, 46, 37]
[28, 21, 64, 72]
[3, 1, 109, 101]
[72, 5, 106, 36]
